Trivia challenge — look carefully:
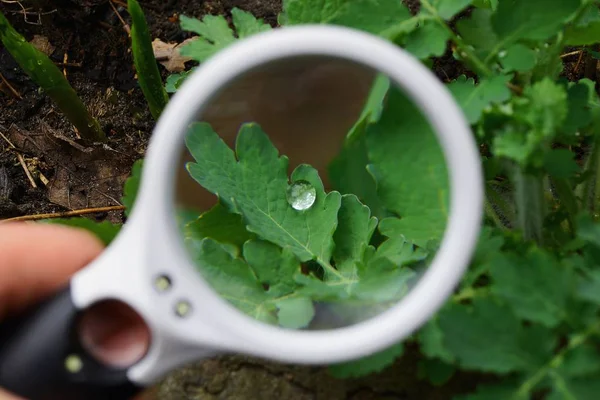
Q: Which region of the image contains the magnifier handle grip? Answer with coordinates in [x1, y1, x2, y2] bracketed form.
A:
[0, 285, 142, 400]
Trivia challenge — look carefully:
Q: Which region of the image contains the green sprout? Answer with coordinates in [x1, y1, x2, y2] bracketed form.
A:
[128, 0, 169, 120]
[0, 11, 105, 142]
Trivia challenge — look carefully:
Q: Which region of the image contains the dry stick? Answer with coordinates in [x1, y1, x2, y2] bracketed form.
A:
[16, 153, 37, 188]
[0, 205, 126, 223]
[109, 0, 131, 36]
[561, 50, 583, 58]
[0, 71, 23, 99]
[574, 50, 586, 74]
[0, 129, 36, 188]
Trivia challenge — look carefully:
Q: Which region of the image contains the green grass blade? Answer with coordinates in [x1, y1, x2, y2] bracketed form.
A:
[128, 0, 169, 120]
[0, 11, 105, 142]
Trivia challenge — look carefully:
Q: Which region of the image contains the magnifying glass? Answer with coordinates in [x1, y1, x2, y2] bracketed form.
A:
[0, 25, 483, 400]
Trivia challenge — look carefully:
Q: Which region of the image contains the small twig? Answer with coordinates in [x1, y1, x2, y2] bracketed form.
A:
[507, 82, 524, 95]
[0, 71, 23, 99]
[56, 61, 82, 68]
[0, 205, 126, 223]
[112, 0, 128, 7]
[574, 50, 586, 74]
[109, 0, 131, 36]
[16, 153, 37, 188]
[0, 128, 37, 188]
[0, 129, 17, 149]
[561, 50, 583, 59]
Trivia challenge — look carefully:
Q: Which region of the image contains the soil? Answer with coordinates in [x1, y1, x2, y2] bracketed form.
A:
[0, 0, 593, 399]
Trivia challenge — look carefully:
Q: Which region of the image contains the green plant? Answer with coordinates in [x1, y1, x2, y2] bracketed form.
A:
[165, 7, 271, 92]
[51, 0, 600, 398]
[128, 0, 169, 119]
[0, 11, 105, 142]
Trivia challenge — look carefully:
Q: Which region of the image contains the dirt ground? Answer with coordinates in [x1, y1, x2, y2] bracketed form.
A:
[0, 0, 591, 398]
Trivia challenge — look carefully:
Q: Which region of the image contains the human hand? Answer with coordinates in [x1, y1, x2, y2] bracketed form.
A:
[0, 222, 153, 400]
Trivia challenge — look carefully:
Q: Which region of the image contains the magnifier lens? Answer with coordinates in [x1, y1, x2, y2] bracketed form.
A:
[174, 56, 449, 330]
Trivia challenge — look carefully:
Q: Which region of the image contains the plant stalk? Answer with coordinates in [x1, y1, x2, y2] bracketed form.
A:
[0, 11, 105, 142]
[514, 168, 546, 244]
[128, 0, 169, 120]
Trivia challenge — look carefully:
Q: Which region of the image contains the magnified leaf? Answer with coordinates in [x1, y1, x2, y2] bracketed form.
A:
[185, 122, 341, 266]
[187, 237, 314, 328]
[366, 87, 449, 247]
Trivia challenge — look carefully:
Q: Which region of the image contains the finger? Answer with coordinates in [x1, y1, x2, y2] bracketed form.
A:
[0, 388, 23, 400]
[0, 222, 104, 319]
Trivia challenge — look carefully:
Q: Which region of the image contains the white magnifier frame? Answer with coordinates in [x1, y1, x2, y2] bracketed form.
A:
[70, 25, 483, 385]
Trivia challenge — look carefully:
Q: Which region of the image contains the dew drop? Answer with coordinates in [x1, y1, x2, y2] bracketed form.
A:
[286, 180, 316, 211]
[36, 60, 43, 66]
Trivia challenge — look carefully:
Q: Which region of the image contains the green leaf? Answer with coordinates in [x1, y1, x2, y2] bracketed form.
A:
[185, 122, 341, 265]
[165, 69, 194, 93]
[576, 269, 600, 305]
[0, 11, 105, 142]
[521, 78, 569, 137]
[417, 317, 455, 363]
[187, 237, 275, 323]
[231, 7, 272, 38]
[438, 298, 555, 373]
[280, 0, 415, 38]
[576, 213, 600, 247]
[491, 0, 580, 42]
[185, 203, 253, 248]
[44, 218, 121, 246]
[456, 9, 499, 59]
[448, 74, 511, 124]
[333, 195, 378, 265]
[454, 383, 521, 400]
[275, 297, 315, 329]
[373, 224, 428, 266]
[563, 81, 593, 134]
[495, 78, 569, 165]
[180, 8, 271, 62]
[501, 44, 536, 72]
[187, 237, 314, 327]
[328, 342, 403, 378]
[556, 344, 600, 378]
[543, 149, 580, 179]
[565, 5, 600, 45]
[329, 75, 390, 219]
[122, 159, 143, 217]
[417, 358, 455, 386]
[548, 377, 600, 400]
[244, 240, 299, 297]
[403, 20, 450, 59]
[128, 0, 169, 120]
[431, 0, 473, 20]
[328, 135, 386, 219]
[471, 0, 498, 10]
[489, 248, 573, 327]
[366, 88, 449, 247]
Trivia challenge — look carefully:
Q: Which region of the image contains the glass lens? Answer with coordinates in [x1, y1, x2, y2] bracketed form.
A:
[173, 56, 449, 330]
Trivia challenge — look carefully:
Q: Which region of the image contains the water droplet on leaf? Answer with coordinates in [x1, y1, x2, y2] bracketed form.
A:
[286, 180, 316, 211]
[36, 60, 43, 66]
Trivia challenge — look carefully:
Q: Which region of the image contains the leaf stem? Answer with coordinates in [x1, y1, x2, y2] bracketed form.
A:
[579, 139, 600, 214]
[552, 177, 579, 232]
[514, 321, 600, 398]
[514, 168, 546, 244]
[420, 0, 493, 78]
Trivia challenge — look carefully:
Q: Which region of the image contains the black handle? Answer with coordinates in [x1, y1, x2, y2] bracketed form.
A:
[0, 285, 142, 400]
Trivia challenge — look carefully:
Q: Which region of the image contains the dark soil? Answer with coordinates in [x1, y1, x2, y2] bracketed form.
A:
[1, 0, 595, 398]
